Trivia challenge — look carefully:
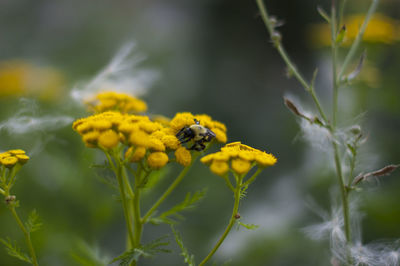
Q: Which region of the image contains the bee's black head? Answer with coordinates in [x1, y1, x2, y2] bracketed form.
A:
[193, 118, 200, 125]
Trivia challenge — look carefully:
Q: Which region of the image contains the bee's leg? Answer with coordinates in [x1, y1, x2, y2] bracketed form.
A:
[180, 138, 192, 144]
[189, 142, 205, 151]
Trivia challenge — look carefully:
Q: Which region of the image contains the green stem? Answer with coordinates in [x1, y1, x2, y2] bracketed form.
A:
[338, 0, 347, 28]
[114, 158, 135, 248]
[133, 171, 143, 248]
[331, 3, 339, 127]
[199, 177, 242, 266]
[337, 0, 379, 81]
[9, 207, 39, 266]
[142, 153, 200, 223]
[332, 143, 351, 243]
[243, 167, 263, 187]
[255, 0, 329, 124]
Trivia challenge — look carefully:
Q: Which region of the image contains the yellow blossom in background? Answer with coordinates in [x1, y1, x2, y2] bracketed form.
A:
[309, 13, 400, 47]
[85, 91, 147, 114]
[0, 60, 65, 101]
[0, 149, 30, 168]
[201, 141, 276, 176]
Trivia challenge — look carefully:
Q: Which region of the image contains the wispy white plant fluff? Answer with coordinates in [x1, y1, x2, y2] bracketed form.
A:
[70, 42, 159, 103]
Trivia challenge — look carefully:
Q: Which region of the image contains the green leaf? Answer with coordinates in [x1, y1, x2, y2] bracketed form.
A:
[237, 221, 259, 230]
[0, 237, 32, 264]
[70, 239, 110, 266]
[110, 249, 145, 266]
[317, 6, 330, 23]
[152, 189, 207, 224]
[336, 25, 347, 45]
[110, 237, 171, 265]
[239, 185, 248, 200]
[25, 209, 42, 233]
[171, 226, 195, 266]
[142, 166, 169, 191]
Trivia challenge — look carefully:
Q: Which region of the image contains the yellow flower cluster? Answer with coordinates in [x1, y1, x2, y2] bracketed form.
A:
[0, 59, 64, 101]
[169, 112, 227, 143]
[0, 149, 29, 168]
[85, 91, 147, 114]
[72, 111, 203, 169]
[309, 13, 400, 47]
[201, 142, 277, 176]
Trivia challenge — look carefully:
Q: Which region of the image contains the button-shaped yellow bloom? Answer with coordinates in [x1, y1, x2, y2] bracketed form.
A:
[1, 155, 19, 168]
[210, 161, 229, 176]
[125, 147, 147, 162]
[147, 152, 169, 169]
[98, 130, 119, 149]
[231, 159, 251, 175]
[175, 147, 192, 167]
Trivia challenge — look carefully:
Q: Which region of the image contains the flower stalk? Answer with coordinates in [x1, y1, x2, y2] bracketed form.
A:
[255, 0, 380, 264]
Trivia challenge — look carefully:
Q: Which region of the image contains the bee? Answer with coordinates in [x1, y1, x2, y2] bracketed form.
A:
[176, 119, 216, 151]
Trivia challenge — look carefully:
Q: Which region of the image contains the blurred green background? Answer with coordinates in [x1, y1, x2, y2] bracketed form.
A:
[1, 0, 400, 265]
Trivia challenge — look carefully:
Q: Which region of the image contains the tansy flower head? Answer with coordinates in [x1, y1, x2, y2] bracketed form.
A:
[175, 147, 192, 167]
[0, 149, 29, 168]
[125, 147, 147, 162]
[85, 91, 147, 114]
[147, 152, 169, 169]
[201, 141, 277, 176]
[98, 130, 119, 149]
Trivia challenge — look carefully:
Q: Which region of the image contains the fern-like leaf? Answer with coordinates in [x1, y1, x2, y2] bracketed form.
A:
[239, 185, 248, 200]
[152, 189, 206, 224]
[171, 226, 195, 266]
[0, 237, 32, 264]
[110, 236, 171, 265]
[237, 221, 259, 230]
[70, 239, 110, 266]
[25, 209, 42, 233]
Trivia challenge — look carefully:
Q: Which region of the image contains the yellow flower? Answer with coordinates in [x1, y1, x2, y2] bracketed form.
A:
[213, 128, 227, 143]
[201, 141, 277, 177]
[129, 130, 150, 147]
[82, 131, 100, 147]
[0, 60, 65, 101]
[210, 161, 229, 176]
[147, 152, 169, 169]
[16, 154, 30, 164]
[125, 147, 147, 162]
[1, 156, 19, 168]
[200, 154, 214, 164]
[175, 147, 192, 166]
[212, 152, 230, 161]
[255, 152, 277, 167]
[98, 130, 119, 149]
[8, 149, 26, 155]
[161, 135, 180, 150]
[85, 91, 147, 114]
[147, 137, 166, 152]
[231, 159, 251, 175]
[309, 13, 400, 47]
[92, 120, 112, 131]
